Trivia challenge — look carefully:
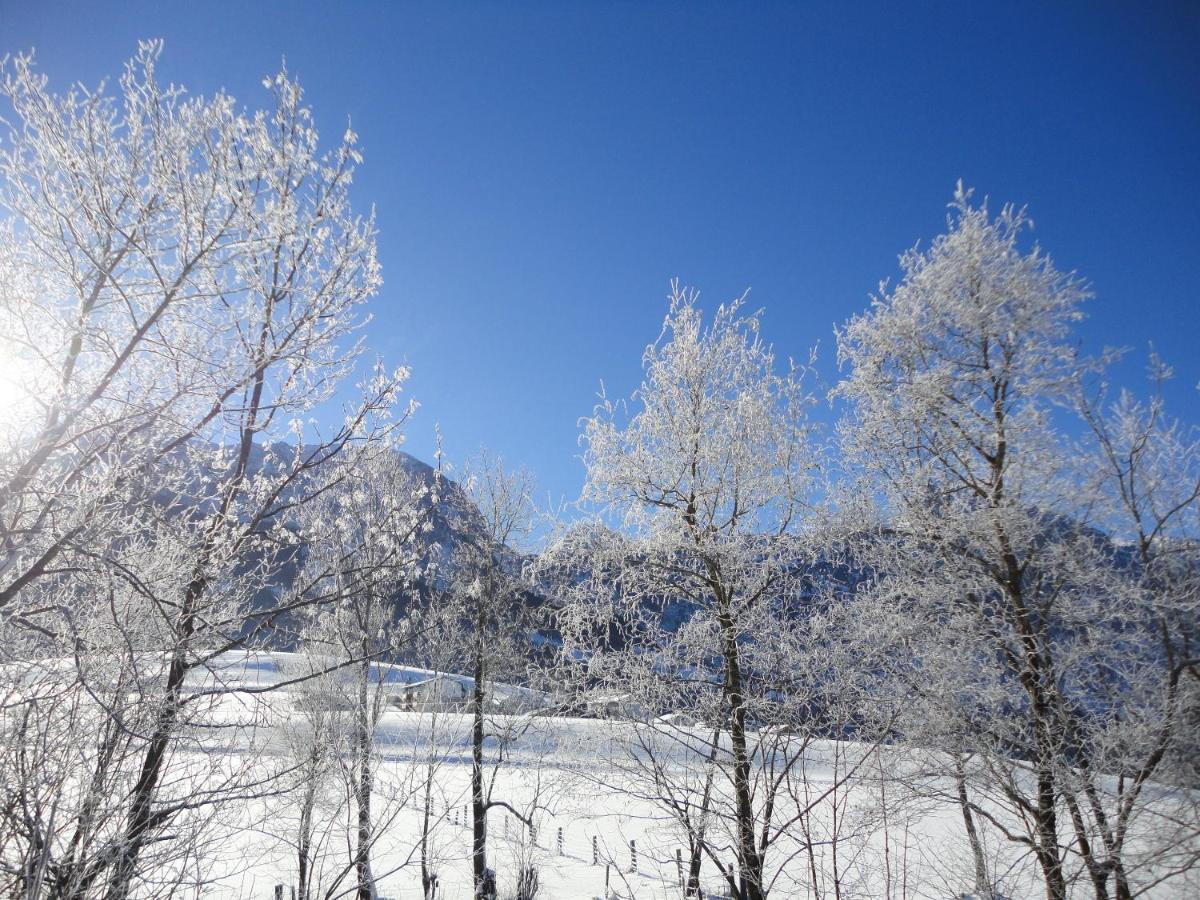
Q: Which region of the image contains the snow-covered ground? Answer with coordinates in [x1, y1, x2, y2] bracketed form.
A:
[165, 653, 1196, 899]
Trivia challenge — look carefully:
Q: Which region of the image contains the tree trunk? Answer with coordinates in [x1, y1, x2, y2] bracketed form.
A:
[1064, 789, 1111, 900]
[686, 729, 721, 896]
[472, 628, 489, 898]
[297, 772, 317, 900]
[354, 655, 375, 900]
[421, 768, 435, 899]
[1034, 762, 1066, 900]
[955, 756, 992, 899]
[102, 599, 197, 900]
[719, 607, 765, 900]
[104, 362, 266, 900]
[1001, 559, 1066, 900]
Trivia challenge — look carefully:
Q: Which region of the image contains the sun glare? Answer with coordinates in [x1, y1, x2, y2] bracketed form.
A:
[0, 350, 44, 433]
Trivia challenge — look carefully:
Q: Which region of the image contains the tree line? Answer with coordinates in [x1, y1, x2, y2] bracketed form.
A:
[0, 45, 1196, 900]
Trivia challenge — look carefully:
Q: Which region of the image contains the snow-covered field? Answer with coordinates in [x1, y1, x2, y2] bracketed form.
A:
[171, 653, 1196, 899]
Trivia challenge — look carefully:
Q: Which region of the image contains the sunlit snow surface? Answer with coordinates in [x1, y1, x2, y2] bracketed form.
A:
[169, 652, 1195, 899]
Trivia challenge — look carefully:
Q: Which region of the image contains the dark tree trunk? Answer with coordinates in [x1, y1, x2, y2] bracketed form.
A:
[955, 756, 992, 899]
[472, 628, 489, 898]
[102, 355, 268, 900]
[297, 765, 318, 900]
[354, 655, 375, 900]
[719, 606, 766, 900]
[420, 770, 435, 899]
[102, 601, 196, 900]
[686, 729, 721, 897]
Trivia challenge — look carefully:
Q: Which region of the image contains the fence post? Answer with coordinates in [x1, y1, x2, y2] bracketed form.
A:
[629, 838, 637, 874]
[676, 847, 684, 888]
[605, 863, 610, 895]
[557, 826, 564, 856]
[592, 835, 599, 866]
[273, 886, 284, 900]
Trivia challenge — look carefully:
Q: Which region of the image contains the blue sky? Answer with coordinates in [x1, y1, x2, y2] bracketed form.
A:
[3, 1, 1198, 506]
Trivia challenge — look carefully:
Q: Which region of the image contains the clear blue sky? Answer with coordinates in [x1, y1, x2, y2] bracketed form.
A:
[3, 1, 1198, 506]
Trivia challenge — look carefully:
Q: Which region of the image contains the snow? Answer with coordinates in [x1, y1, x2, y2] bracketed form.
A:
[163, 652, 1197, 899]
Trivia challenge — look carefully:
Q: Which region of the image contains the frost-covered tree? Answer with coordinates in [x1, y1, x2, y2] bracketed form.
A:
[548, 282, 825, 900]
[290, 446, 435, 900]
[834, 185, 1090, 899]
[0, 42, 383, 609]
[0, 43, 407, 898]
[453, 450, 539, 899]
[1066, 368, 1200, 898]
[833, 184, 1198, 900]
[273, 650, 354, 900]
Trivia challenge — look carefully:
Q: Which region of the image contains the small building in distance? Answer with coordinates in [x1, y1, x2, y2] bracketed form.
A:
[386, 674, 469, 711]
[585, 692, 646, 721]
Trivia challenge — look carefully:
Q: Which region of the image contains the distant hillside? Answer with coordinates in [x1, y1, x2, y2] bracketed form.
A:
[182, 442, 554, 665]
